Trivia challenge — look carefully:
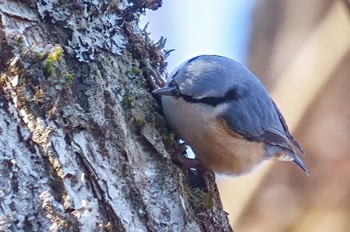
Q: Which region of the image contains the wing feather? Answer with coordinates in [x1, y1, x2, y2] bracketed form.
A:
[222, 87, 299, 155]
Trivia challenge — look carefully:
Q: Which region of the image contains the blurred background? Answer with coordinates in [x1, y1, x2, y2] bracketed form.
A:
[140, 0, 350, 231]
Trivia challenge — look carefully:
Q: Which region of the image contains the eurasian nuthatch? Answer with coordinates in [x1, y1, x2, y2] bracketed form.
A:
[153, 55, 308, 176]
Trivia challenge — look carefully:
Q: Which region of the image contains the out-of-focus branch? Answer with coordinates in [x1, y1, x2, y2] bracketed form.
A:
[218, 0, 350, 225]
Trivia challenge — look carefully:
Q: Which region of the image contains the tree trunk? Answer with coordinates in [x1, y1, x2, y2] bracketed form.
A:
[0, 0, 232, 231]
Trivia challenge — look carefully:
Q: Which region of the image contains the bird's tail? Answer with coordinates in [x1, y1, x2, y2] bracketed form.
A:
[291, 152, 309, 176]
[268, 146, 309, 176]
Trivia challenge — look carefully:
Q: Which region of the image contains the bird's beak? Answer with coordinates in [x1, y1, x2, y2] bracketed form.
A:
[152, 86, 177, 96]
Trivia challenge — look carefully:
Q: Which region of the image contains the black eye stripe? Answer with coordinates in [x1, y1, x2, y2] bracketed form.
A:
[169, 80, 181, 97]
[168, 80, 177, 87]
[180, 88, 247, 106]
[169, 78, 247, 105]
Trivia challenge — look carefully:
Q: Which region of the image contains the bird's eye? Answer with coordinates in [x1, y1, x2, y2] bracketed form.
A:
[168, 80, 176, 87]
[169, 80, 181, 97]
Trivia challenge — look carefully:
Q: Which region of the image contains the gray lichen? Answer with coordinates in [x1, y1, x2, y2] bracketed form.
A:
[37, 0, 127, 62]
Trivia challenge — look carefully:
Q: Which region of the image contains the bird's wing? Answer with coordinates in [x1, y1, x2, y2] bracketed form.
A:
[222, 89, 296, 153]
[270, 99, 305, 156]
[259, 128, 295, 152]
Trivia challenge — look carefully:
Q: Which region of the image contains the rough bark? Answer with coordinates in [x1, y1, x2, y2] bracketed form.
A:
[0, 0, 232, 231]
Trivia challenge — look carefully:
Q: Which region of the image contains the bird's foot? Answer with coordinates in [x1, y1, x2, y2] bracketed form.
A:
[172, 142, 215, 189]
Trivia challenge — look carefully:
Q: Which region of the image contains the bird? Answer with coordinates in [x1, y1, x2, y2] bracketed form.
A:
[152, 55, 308, 176]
